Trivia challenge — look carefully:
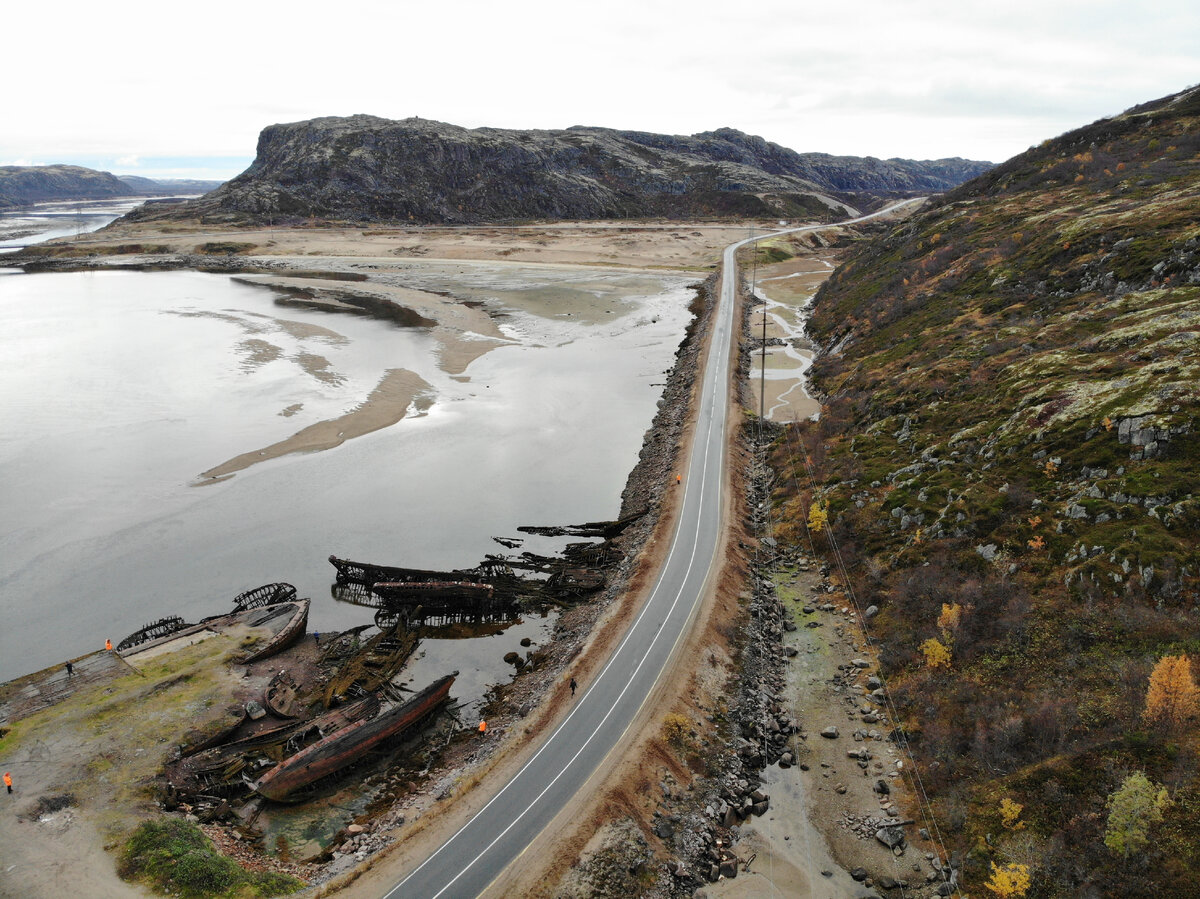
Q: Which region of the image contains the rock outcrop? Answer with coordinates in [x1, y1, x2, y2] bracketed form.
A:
[129, 116, 992, 225]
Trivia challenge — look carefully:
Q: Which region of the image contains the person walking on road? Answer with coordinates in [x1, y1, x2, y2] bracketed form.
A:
[4, 772, 12, 794]
[105, 638, 112, 651]
[65, 661, 74, 677]
[569, 677, 577, 697]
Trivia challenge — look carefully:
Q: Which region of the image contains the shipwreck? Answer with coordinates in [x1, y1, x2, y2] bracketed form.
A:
[252, 672, 457, 801]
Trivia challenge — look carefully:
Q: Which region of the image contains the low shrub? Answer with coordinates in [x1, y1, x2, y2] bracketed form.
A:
[119, 818, 303, 898]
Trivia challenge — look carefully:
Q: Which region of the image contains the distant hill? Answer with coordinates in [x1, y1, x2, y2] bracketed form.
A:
[116, 175, 225, 196]
[0, 165, 222, 208]
[127, 115, 992, 225]
[778, 85, 1200, 894]
[0, 164, 130, 208]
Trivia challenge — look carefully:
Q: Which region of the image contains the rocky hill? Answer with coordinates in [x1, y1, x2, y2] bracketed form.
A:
[128, 115, 991, 225]
[0, 164, 131, 207]
[0, 165, 222, 208]
[778, 85, 1200, 895]
[116, 175, 224, 196]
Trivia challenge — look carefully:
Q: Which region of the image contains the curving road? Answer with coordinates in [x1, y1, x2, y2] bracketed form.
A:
[384, 203, 918, 899]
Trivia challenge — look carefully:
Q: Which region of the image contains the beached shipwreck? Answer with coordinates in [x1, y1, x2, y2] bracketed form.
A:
[165, 674, 456, 806]
[152, 582, 457, 826]
[328, 511, 641, 614]
[145, 515, 637, 844]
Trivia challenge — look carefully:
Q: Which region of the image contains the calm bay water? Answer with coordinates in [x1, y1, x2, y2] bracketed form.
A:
[0, 197, 152, 252]
[0, 266, 693, 681]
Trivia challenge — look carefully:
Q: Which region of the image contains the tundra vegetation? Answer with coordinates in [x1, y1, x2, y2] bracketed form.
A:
[774, 85, 1200, 896]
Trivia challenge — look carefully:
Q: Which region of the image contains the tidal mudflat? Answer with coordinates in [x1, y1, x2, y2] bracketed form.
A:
[0, 263, 697, 680]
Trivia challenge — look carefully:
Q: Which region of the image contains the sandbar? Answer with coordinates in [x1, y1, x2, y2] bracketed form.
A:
[198, 367, 434, 481]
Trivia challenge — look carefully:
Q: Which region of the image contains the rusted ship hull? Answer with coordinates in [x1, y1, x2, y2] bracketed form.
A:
[240, 600, 310, 664]
[165, 695, 380, 799]
[252, 673, 456, 801]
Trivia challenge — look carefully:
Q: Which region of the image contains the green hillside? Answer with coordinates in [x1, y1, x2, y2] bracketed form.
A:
[781, 85, 1200, 896]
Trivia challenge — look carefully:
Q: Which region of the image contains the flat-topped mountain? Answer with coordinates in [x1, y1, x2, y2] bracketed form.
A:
[129, 116, 992, 225]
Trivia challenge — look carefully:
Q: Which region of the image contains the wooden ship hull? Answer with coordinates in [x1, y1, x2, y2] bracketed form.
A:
[240, 599, 309, 664]
[234, 582, 297, 611]
[117, 616, 193, 651]
[252, 673, 456, 801]
[330, 552, 607, 605]
[264, 669, 302, 718]
[329, 555, 488, 589]
[322, 622, 418, 707]
[369, 580, 518, 619]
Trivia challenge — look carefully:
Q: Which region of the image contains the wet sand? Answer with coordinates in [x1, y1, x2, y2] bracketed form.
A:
[199, 368, 434, 481]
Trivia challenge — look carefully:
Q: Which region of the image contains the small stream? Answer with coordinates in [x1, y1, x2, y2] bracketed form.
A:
[749, 257, 837, 421]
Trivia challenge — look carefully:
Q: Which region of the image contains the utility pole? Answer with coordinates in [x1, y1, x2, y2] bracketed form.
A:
[753, 229, 766, 427]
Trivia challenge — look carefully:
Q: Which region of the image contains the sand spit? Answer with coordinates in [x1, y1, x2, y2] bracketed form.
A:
[197, 368, 434, 482]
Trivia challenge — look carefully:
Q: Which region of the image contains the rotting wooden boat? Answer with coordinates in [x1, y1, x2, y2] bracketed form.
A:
[252, 672, 457, 802]
[369, 580, 518, 626]
[117, 616, 193, 651]
[322, 622, 418, 707]
[240, 599, 309, 664]
[369, 580, 495, 602]
[329, 555, 488, 588]
[264, 669, 302, 718]
[234, 582, 298, 611]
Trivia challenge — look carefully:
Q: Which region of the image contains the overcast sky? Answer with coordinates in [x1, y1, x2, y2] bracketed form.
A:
[4, 0, 1197, 181]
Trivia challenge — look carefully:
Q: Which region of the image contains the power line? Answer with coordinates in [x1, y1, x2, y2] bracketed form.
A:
[778, 415, 961, 897]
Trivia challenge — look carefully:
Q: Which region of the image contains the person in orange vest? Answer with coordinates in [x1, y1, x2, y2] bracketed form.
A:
[676, 474, 681, 485]
[3, 772, 12, 794]
[478, 720, 487, 734]
[105, 638, 112, 651]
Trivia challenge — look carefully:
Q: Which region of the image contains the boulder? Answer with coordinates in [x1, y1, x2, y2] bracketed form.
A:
[875, 825, 906, 850]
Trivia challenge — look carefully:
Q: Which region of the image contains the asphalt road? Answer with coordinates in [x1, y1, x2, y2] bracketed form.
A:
[384, 204, 917, 899]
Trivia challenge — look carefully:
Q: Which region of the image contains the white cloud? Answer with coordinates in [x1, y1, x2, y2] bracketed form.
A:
[115, 155, 141, 168]
[4, 0, 1199, 176]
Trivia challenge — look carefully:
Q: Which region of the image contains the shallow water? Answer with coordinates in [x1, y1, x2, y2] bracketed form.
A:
[750, 258, 837, 421]
[0, 197, 151, 251]
[0, 267, 693, 680]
